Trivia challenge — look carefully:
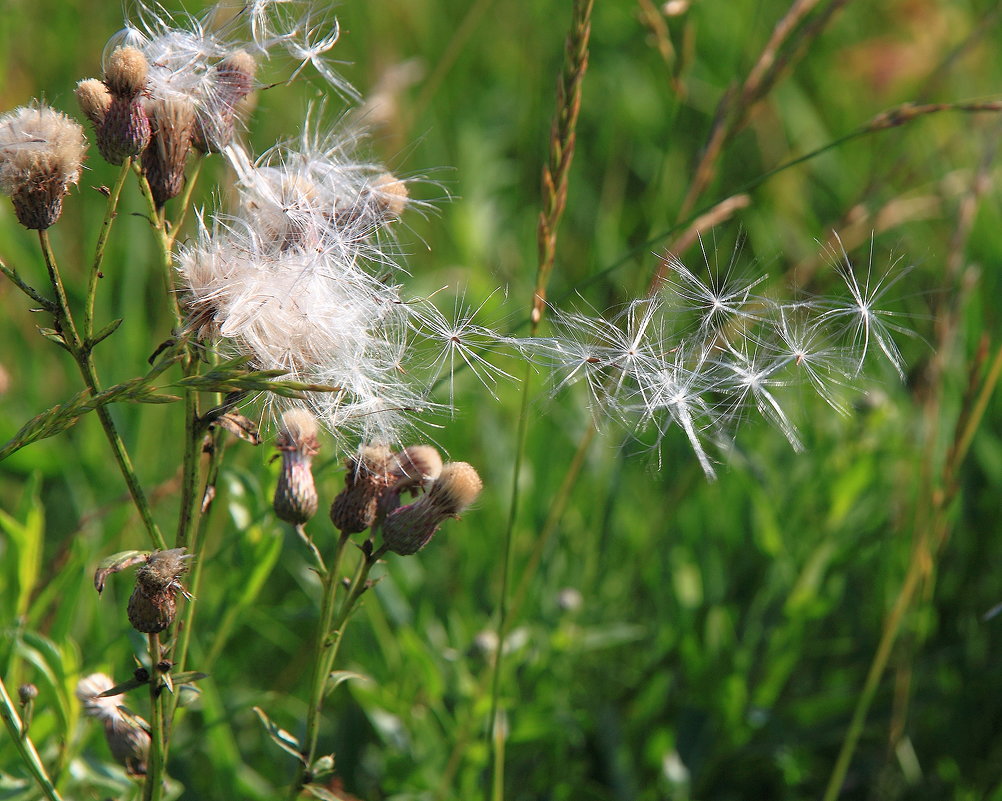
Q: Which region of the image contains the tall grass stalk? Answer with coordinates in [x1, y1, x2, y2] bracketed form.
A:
[489, 2, 592, 799]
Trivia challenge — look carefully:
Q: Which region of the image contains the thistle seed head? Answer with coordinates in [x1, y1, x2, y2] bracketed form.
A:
[192, 49, 257, 153]
[105, 715, 151, 776]
[273, 408, 320, 525]
[370, 172, 408, 217]
[329, 443, 395, 534]
[127, 548, 191, 633]
[0, 103, 87, 229]
[141, 95, 195, 206]
[104, 46, 149, 99]
[76, 79, 113, 126]
[378, 444, 443, 520]
[382, 461, 482, 555]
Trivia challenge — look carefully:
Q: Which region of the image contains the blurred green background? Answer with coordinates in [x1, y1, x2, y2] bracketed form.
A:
[2, 0, 1002, 799]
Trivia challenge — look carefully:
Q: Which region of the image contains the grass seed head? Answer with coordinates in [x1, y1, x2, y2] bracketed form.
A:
[0, 103, 87, 229]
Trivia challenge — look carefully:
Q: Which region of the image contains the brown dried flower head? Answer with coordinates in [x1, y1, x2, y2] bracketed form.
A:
[76, 673, 150, 776]
[382, 461, 482, 556]
[104, 46, 149, 99]
[377, 444, 443, 521]
[142, 96, 195, 206]
[273, 407, 321, 526]
[75, 79, 113, 127]
[192, 49, 257, 153]
[127, 548, 191, 634]
[0, 103, 87, 229]
[329, 443, 395, 534]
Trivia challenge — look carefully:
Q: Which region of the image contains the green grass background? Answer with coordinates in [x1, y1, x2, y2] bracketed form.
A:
[2, 1, 1002, 799]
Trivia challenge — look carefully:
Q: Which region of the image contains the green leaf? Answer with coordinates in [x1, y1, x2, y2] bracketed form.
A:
[90, 317, 123, 348]
[325, 670, 370, 696]
[0, 475, 44, 618]
[310, 754, 335, 779]
[253, 706, 306, 765]
[93, 550, 149, 594]
[96, 676, 147, 697]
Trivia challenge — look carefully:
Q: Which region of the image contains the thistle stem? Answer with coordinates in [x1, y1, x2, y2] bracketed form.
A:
[37, 230, 167, 550]
[0, 677, 63, 801]
[84, 158, 132, 340]
[289, 537, 381, 799]
[143, 633, 166, 801]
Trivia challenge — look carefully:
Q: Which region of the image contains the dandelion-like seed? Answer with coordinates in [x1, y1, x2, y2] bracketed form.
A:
[821, 234, 912, 379]
[0, 103, 87, 229]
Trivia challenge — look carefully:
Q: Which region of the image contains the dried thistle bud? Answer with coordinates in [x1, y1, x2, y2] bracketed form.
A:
[193, 49, 257, 153]
[75, 79, 112, 126]
[97, 96, 151, 166]
[377, 444, 443, 521]
[76, 672, 150, 776]
[142, 96, 195, 206]
[0, 103, 87, 230]
[391, 445, 443, 489]
[370, 172, 408, 217]
[17, 683, 38, 704]
[329, 444, 395, 534]
[382, 461, 482, 556]
[104, 47, 149, 99]
[273, 408, 320, 526]
[127, 548, 191, 634]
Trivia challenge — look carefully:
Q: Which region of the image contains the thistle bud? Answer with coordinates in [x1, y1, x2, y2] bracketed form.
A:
[382, 461, 482, 555]
[192, 49, 257, 153]
[76, 673, 150, 776]
[75, 79, 112, 126]
[141, 96, 195, 206]
[0, 103, 87, 229]
[104, 47, 148, 99]
[273, 408, 320, 526]
[17, 683, 38, 704]
[329, 444, 395, 534]
[377, 444, 443, 521]
[126, 548, 191, 634]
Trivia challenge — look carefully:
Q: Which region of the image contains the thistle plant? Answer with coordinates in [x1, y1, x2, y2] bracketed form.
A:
[1, 2, 998, 801]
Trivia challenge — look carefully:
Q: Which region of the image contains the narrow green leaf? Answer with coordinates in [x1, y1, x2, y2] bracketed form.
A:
[252, 706, 306, 765]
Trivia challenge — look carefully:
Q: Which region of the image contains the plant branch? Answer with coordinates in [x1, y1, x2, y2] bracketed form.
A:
[84, 158, 132, 341]
[0, 677, 64, 801]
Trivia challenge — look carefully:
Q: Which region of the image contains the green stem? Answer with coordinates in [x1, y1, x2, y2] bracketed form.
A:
[166, 157, 203, 251]
[174, 357, 202, 548]
[37, 231, 167, 550]
[84, 158, 132, 341]
[143, 634, 166, 801]
[289, 538, 379, 799]
[0, 677, 63, 801]
[167, 428, 225, 735]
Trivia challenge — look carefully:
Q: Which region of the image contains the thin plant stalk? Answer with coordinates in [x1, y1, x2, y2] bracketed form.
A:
[37, 230, 167, 550]
[489, 3, 592, 800]
[143, 633, 166, 801]
[84, 158, 133, 340]
[0, 677, 64, 801]
[289, 538, 383, 799]
[821, 343, 1002, 801]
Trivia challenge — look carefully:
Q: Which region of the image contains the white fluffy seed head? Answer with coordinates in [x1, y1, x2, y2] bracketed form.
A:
[0, 103, 88, 228]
